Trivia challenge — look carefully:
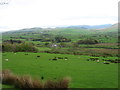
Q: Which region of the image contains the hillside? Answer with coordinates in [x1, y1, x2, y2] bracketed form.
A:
[2, 23, 119, 58]
[2, 24, 118, 43]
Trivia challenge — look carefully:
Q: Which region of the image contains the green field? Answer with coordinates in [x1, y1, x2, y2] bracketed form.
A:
[1, 24, 119, 88]
[2, 52, 118, 88]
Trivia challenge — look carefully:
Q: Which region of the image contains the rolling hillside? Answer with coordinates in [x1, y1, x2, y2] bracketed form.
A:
[2, 23, 118, 43]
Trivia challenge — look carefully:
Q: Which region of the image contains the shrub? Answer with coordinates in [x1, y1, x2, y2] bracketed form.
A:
[77, 39, 99, 44]
[2, 43, 13, 52]
[3, 39, 23, 44]
[1, 70, 70, 89]
[44, 77, 71, 88]
[14, 75, 43, 88]
[1, 69, 18, 85]
[2, 42, 38, 52]
[54, 36, 71, 43]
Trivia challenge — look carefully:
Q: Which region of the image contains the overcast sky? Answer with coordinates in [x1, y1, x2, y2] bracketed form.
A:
[0, 0, 119, 32]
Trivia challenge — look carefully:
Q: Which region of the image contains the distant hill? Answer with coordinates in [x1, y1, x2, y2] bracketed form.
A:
[2, 24, 114, 33]
[93, 23, 118, 32]
[106, 23, 118, 30]
[2, 24, 117, 34]
[66, 24, 112, 29]
[2, 23, 118, 43]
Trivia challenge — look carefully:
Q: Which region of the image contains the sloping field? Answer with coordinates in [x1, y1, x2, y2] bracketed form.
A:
[2, 52, 118, 88]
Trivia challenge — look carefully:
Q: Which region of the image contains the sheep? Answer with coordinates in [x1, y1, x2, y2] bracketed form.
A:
[96, 60, 100, 62]
[5, 59, 9, 61]
[64, 57, 68, 60]
[104, 62, 110, 64]
[49, 57, 68, 61]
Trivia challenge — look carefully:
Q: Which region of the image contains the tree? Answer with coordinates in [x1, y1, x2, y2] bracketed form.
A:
[77, 39, 99, 44]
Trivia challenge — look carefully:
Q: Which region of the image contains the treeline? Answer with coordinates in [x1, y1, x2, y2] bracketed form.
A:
[2, 42, 38, 52]
[76, 39, 99, 44]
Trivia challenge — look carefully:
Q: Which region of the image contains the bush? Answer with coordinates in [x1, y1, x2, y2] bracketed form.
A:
[3, 39, 23, 44]
[2, 42, 38, 52]
[1, 69, 70, 89]
[44, 77, 70, 88]
[77, 39, 99, 44]
[54, 36, 71, 43]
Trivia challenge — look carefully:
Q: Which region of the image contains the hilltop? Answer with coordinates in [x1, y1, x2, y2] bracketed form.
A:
[2, 23, 119, 60]
[2, 23, 118, 43]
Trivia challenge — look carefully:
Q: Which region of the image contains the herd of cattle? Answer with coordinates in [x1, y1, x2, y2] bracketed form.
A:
[27, 53, 119, 63]
[49, 57, 68, 61]
[87, 57, 120, 64]
[3, 53, 119, 64]
[25, 53, 68, 61]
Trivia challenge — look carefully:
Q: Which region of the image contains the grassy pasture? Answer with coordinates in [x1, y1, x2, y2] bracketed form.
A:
[2, 84, 16, 89]
[2, 27, 118, 43]
[2, 52, 118, 88]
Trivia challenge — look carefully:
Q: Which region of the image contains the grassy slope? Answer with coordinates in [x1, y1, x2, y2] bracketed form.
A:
[2, 84, 17, 89]
[2, 24, 118, 43]
[2, 24, 118, 88]
[2, 52, 118, 88]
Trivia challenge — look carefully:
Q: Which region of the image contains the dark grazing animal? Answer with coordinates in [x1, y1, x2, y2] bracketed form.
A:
[41, 76, 44, 80]
[52, 58, 57, 61]
[64, 57, 68, 59]
[104, 62, 110, 64]
[104, 59, 120, 63]
[37, 56, 40, 58]
[89, 58, 98, 61]
[24, 54, 28, 55]
[58, 57, 63, 59]
[87, 59, 90, 61]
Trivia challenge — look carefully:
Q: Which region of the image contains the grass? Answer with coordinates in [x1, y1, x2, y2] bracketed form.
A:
[2, 24, 118, 89]
[2, 52, 118, 88]
[2, 84, 16, 88]
[36, 47, 51, 51]
[79, 43, 119, 49]
[2, 27, 118, 43]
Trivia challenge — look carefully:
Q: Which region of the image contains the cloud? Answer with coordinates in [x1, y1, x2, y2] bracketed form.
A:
[0, 0, 118, 31]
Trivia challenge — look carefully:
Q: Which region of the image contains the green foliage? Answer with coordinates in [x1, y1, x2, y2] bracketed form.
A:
[2, 43, 13, 52]
[2, 42, 38, 52]
[44, 42, 50, 47]
[59, 42, 67, 47]
[54, 36, 71, 43]
[77, 39, 99, 44]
